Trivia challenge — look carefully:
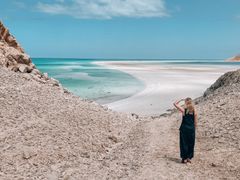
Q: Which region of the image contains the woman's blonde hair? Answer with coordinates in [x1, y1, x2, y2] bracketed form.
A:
[185, 97, 195, 113]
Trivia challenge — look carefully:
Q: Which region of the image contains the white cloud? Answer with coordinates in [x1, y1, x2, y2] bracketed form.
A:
[37, 0, 168, 19]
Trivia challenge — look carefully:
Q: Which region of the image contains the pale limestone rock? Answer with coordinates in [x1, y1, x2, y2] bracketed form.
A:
[0, 21, 35, 75]
[0, 21, 24, 52]
[22, 147, 37, 160]
[0, 21, 61, 86]
[18, 64, 28, 73]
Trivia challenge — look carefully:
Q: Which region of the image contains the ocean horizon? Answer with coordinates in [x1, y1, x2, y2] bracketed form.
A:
[33, 58, 240, 108]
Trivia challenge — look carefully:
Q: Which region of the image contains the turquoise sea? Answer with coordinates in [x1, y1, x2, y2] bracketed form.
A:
[32, 58, 145, 104]
[32, 58, 240, 104]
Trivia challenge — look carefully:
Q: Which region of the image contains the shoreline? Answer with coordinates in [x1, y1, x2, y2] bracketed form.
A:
[34, 58, 145, 105]
[93, 61, 239, 115]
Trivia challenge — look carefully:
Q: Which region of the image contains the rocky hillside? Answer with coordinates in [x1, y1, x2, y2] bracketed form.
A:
[199, 69, 240, 150]
[0, 21, 59, 86]
[0, 21, 139, 179]
[203, 69, 240, 97]
[0, 67, 139, 179]
[193, 68, 240, 178]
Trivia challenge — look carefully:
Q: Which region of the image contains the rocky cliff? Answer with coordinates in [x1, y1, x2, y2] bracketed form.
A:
[0, 21, 24, 52]
[0, 21, 60, 86]
[0, 21, 34, 72]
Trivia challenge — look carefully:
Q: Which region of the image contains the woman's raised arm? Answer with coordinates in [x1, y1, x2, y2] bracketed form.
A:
[173, 99, 185, 113]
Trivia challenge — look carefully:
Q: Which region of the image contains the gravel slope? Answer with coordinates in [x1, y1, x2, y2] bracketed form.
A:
[0, 67, 140, 179]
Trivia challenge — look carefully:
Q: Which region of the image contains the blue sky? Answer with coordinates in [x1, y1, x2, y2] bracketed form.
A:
[0, 0, 240, 59]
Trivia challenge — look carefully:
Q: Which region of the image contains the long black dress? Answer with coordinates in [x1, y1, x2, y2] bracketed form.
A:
[179, 109, 195, 160]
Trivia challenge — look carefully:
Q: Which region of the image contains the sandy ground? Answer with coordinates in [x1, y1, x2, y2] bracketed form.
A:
[94, 61, 239, 116]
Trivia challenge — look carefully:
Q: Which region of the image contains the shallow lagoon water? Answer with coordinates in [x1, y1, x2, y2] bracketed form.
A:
[33, 59, 240, 106]
[33, 58, 145, 104]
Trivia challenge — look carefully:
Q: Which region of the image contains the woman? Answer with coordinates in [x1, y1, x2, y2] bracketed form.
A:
[174, 97, 197, 164]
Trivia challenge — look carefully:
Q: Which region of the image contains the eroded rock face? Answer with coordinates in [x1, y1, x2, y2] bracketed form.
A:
[0, 21, 24, 52]
[0, 21, 60, 87]
[0, 21, 34, 71]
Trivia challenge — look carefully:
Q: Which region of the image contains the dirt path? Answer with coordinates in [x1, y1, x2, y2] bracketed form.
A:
[133, 116, 184, 179]
[129, 116, 205, 180]
[112, 113, 238, 180]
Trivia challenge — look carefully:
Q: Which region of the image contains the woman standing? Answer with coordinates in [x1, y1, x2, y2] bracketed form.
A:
[174, 98, 197, 164]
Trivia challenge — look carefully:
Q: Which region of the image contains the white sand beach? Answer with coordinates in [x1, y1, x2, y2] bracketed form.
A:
[94, 61, 238, 115]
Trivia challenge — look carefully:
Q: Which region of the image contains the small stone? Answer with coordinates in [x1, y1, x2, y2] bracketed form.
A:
[211, 163, 217, 167]
[50, 78, 59, 86]
[131, 113, 139, 119]
[63, 88, 69, 94]
[81, 152, 90, 158]
[108, 135, 118, 143]
[18, 64, 28, 73]
[22, 147, 36, 160]
[46, 172, 59, 180]
[22, 151, 31, 159]
[103, 106, 108, 111]
[31, 68, 41, 75]
[8, 101, 13, 105]
[43, 72, 48, 78]
[220, 102, 226, 106]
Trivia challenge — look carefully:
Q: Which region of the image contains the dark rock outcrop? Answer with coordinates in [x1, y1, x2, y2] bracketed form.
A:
[203, 69, 240, 97]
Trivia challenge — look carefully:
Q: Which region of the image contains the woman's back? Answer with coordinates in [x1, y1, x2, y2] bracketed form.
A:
[180, 109, 195, 130]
